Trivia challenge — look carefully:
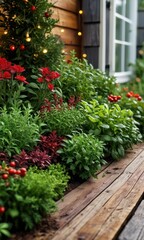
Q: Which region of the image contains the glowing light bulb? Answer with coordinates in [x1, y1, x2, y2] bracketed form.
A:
[79, 10, 83, 14]
[37, 25, 41, 29]
[26, 37, 31, 42]
[43, 49, 48, 53]
[26, 32, 29, 38]
[82, 53, 87, 58]
[78, 32, 82, 36]
[61, 29, 65, 33]
[4, 30, 8, 35]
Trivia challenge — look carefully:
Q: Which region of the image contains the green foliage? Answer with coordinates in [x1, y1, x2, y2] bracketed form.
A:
[56, 51, 116, 101]
[117, 97, 144, 138]
[0, 163, 69, 233]
[0, 104, 43, 156]
[41, 106, 86, 136]
[81, 100, 142, 160]
[0, 0, 63, 77]
[58, 133, 105, 180]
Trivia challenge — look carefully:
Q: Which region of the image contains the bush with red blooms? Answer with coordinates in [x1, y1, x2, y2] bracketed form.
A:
[28, 67, 61, 110]
[0, 57, 28, 107]
[107, 94, 122, 102]
[13, 131, 64, 169]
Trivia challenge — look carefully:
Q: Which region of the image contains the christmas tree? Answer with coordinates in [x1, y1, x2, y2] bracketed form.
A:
[0, 0, 63, 76]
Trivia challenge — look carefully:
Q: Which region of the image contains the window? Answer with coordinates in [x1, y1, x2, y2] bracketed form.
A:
[99, 0, 138, 83]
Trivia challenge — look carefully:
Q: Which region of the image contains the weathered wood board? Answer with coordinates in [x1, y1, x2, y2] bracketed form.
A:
[50, 144, 144, 240]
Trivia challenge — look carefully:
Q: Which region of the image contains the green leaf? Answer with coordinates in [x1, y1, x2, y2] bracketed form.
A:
[101, 124, 110, 129]
[9, 209, 19, 218]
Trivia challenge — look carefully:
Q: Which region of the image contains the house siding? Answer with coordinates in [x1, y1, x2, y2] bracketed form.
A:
[82, 0, 100, 68]
[51, 0, 81, 59]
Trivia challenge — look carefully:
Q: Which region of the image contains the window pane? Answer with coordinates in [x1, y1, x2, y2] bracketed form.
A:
[125, 22, 131, 42]
[116, 0, 123, 14]
[124, 45, 130, 71]
[116, 17, 123, 40]
[115, 44, 122, 72]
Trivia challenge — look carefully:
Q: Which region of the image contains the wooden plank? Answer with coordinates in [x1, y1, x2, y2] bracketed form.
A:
[51, 0, 79, 13]
[94, 173, 144, 240]
[52, 9, 78, 29]
[82, 0, 100, 22]
[75, 162, 144, 240]
[52, 27, 80, 45]
[83, 24, 99, 46]
[52, 149, 141, 227]
[118, 201, 144, 240]
[51, 146, 144, 240]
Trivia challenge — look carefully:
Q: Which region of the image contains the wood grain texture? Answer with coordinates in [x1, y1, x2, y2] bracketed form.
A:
[118, 201, 144, 240]
[51, 144, 144, 240]
[51, 0, 79, 13]
[52, 9, 78, 29]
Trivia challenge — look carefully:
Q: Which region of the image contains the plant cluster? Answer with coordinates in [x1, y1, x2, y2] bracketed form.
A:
[56, 51, 116, 101]
[81, 100, 142, 160]
[58, 133, 105, 180]
[0, 162, 69, 238]
[0, 104, 42, 156]
[13, 131, 64, 169]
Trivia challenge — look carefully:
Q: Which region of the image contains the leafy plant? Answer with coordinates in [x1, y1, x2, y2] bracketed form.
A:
[41, 106, 85, 136]
[0, 104, 43, 156]
[58, 133, 105, 180]
[81, 100, 142, 160]
[56, 51, 116, 101]
[0, 163, 69, 234]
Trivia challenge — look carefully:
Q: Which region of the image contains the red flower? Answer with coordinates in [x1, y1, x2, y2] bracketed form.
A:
[48, 83, 54, 91]
[0, 57, 11, 71]
[49, 71, 60, 79]
[3, 71, 11, 79]
[37, 77, 44, 83]
[15, 75, 29, 84]
[10, 64, 25, 74]
[40, 67, 51, 77]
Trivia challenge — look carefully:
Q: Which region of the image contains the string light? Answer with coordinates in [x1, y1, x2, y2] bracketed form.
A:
[61, 29, 65, 33]
[43, 49, 48, 53]
[82, 53, 87, 58]
[78, 32, 82, 36]
[26, 32, 31, 42]
[79, 10, 83, 14]
[37, 25, 41, 29]
[4, 30, 8, 35]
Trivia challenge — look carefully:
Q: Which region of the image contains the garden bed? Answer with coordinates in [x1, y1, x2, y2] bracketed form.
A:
[10, 143, 144, 240]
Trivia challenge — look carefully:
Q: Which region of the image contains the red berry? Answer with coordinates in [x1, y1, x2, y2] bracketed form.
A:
[8, 168, 17, 175]
[20, 168, 27, 177]
[44, 12, 50, 18]
[15, 170, 21, 175]
[31, 5, 36, 11]
[20, 168, 27, 173]
[137, 96, 142, 101]
[10, 161, 16, 167]
[20, 44, 25, 50]
[10, 45, 16, 51]
[2, 174, 9, 180]
[126, 92, 132, 98]
[117, 95, 122, 100]
[0, 206, 5, 213]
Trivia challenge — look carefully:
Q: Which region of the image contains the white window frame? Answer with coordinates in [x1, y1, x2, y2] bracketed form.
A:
[99, 0, 138, 83]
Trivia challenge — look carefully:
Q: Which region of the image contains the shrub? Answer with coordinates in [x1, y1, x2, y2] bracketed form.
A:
[41, 106, 85, 136]
[81, 100, 142, 160]
[0, 104, 43, 156]
[0, 163, 69, 236]
[56, 51, 116, 101]
[58, 133, 105, 180]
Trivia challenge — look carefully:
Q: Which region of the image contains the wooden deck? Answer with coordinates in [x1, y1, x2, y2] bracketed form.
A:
[51, 143, 144, 240]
